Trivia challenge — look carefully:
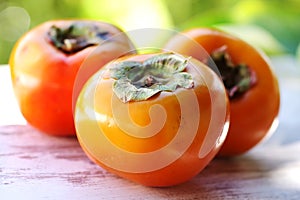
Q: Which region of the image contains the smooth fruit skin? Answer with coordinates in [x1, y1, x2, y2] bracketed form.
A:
[9, 20, 134, 136]
[75, 53, 230, 186]
[164, 28, 280, 156]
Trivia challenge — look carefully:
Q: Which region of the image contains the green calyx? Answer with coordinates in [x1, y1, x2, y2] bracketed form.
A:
[110, 53, 194, 103]
[47, 22, 110, 54]
[211, 46, 257, 99]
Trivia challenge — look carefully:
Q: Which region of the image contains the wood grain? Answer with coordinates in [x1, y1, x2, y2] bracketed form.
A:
[1, 125, 300, 200]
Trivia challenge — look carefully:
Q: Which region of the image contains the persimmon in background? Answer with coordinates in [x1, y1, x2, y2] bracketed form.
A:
[165, 28, 280, 156]
[9, 20, 135, 136]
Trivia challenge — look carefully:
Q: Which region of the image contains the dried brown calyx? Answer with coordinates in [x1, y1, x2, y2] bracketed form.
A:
[47, 22, 111, 54]
[210, 46, 257, 99]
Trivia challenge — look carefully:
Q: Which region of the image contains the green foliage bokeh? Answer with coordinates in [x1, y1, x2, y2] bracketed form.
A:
[0, 0, 299, 64]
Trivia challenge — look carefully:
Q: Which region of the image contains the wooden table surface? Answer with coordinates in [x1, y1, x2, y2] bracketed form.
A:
[1, 56, 300, 200]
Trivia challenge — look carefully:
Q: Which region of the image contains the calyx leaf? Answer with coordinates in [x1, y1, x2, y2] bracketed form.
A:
[110, 53, 194, 103]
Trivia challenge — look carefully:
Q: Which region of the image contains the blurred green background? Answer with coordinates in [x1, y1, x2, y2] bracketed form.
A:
[0, 0, 300, 64]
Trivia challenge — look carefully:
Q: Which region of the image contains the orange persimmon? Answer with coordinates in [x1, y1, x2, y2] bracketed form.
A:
[74, 52, 230, 186]
[9, 20, 134, 136]
[164, 28, 280, 156]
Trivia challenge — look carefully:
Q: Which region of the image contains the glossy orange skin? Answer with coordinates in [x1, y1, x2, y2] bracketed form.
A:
[165, 28, 280, 156]
[75, 53, 230, 186]
[9, 20, 134, 136]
